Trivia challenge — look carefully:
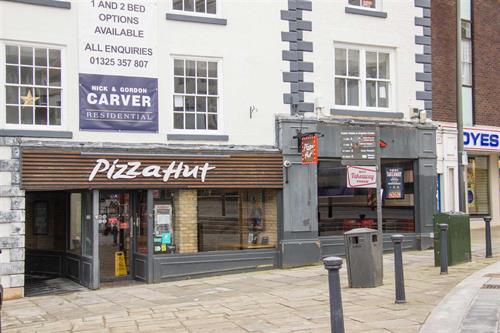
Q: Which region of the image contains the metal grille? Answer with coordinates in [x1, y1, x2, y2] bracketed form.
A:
[481, 284, 500, 289]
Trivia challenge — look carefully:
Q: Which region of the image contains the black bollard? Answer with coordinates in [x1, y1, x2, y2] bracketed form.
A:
[484, 216, 492, 258]
[439, 224, 449, 275]
[323, 256, 345, 333]
[391, 234, 406, 304]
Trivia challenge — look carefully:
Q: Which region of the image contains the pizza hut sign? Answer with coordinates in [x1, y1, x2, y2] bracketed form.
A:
[347, 166, 377, 188]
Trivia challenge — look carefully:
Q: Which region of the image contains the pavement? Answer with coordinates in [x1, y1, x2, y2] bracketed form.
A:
[2, 227, 500, 333]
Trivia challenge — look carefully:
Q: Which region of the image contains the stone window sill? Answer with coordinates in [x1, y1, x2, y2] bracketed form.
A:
[165, 13, 227, 25]
[3, 0, 71, 9]
[0, 129, 73, 139]
[167, 134, 229, 141]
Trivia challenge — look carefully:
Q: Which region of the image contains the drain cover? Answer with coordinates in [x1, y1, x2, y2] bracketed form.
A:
[481, 284, 500, 289]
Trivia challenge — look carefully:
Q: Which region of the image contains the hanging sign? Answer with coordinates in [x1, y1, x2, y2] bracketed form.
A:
[384, 167, 404, 199]
[78, 0, 158, 132]
[301, 135, 318, 165]
[347, 166, 377, 188]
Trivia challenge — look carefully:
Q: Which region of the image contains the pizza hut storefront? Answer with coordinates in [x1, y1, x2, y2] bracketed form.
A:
[22, 148, 283, 289]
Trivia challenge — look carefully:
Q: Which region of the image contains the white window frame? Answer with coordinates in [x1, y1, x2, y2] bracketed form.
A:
[169, 0, 222, 18]
[461, 20, 473, 87]
[333, 43, 396, 112]
[346, 0, 383, 11]
[170, 55, 224, 135]
[0, 40, 66, 131]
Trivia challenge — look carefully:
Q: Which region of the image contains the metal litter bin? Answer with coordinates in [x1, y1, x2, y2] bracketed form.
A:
[344, 228, 383, 288]
[433, 212, 471, 266]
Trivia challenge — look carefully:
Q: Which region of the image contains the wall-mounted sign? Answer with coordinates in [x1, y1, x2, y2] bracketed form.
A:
[384, 167, 404, 199]
[341, 128, 377, 165]
[21, 150, 284, 190]
[463, 128, 500, 152]
[301, 135, 318, 165]
[78, 0, 158, 132]
[347, 166, 377, 188]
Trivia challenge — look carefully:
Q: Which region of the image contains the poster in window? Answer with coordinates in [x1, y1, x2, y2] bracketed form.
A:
[384, 167, 405, 199]
[34, 201, 49, 235]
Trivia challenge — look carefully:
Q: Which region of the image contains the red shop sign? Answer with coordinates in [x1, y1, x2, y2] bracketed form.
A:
[301, 135, 318, 165]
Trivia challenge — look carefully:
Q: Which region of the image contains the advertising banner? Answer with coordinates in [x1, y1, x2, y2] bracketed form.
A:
[384, 167, 404, 199]
[78, 0, 158, 131]
[346, 166, 377, 188]
[301, 135, 318, 165]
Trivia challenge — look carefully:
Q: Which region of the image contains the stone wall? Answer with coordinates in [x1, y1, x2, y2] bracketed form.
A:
[174, 190, 198, 254]
[0, 138, 24, 300]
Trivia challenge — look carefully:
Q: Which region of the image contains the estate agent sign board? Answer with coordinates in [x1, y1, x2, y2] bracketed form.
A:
[78, 0, 158, 131]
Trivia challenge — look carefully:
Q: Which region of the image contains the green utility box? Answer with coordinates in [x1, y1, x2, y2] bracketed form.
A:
[433, 212, 472, 267]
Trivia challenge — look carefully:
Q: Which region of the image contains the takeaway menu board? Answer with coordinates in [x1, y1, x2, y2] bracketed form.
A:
[384, 167, 405, 199]
[78, 0, 158, 132]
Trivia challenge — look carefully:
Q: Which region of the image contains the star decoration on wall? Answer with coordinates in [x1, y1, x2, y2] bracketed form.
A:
[20, 90, 39, 106]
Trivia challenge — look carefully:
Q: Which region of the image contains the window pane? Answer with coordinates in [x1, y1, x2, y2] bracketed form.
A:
[184, 0, 194, 11]
[6, 86, 19, 105]
[378, 81, 389, 108]
[6, 106, 19, 124]
[35, 67, 48, 86]
[35, 48, 47, 66]
[21, 66, 33, 85]
[35, 107, 48, 125]
[196, 0, 205, 13]
[186, 78, 195, 94]
[197, 78, 207, 94]
[348, 0, 361, 5]
[20, 47, 33, 65]
[207, 0, 216, 14]
[21, 87, 34, 105]
[379, 53, 390, 79]
[366, 80, 377, 107]
[208, 114, 217, 130]
[49, 89, 62, 107]
[335, 78, 346, 105]
[366, 52, 377, 78]
[185, 113, 196, 129]
[173, 95, 184, 111]
[347, 79, 359, 106]
[21, 106, 33, 124]
[49, 68, 61, 86]
[208, 97, 217, 113]
[186, 60, 196, 76]
[196, 96, 206, 112]
[173, 0, 183, 10]
[362, 0, 375, 8]
[174, 77, 184, 93]
[174, 113, 184, 129]
[49, 49, 61, 67]
[348, 49, 359, 77]
[197, 114, 206, 129]
[208, 79, 217, 95]
[6, 65, 19, 84]
[6, 45, 18, 64]
[174, 59, 184, 75]
[335, 48, 347, 76]
[49, 108, 61, 125]
[35, 87, 48, 106]
[185, 96, 195, 111]
[197, 61, 207, 77]
[208, 62, 217, 77]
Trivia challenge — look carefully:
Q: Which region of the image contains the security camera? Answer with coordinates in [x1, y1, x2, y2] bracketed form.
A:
[283, 160, 292, 168]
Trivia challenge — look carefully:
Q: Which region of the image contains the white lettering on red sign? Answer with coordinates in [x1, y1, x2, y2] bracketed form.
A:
[347, 166, 377, 188]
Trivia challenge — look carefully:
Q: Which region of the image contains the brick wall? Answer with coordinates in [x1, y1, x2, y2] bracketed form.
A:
[174, 190, 198, 254]
[432, 0, 500, 126]
[472, 0, 500, 127]
[431, 0, 457, 123]
[0, 138, 25, 300]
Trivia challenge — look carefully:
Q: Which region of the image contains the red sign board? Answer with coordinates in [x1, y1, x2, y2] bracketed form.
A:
[301, 135, 318, 165]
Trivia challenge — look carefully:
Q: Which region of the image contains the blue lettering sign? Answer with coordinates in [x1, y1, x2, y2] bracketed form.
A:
[464, 130, 500, 149]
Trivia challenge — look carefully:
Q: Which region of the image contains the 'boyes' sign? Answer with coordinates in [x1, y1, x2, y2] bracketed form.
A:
[464, 129, 500, 151]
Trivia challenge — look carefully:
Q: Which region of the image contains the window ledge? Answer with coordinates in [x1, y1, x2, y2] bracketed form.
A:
[3, 0, 71, 9]
[165, 13, 227, 25]
[167, 134, 229, 141]
[345, 6, 387, 18]
[331, 109, 403, 119]
[0, 129, 73, 138]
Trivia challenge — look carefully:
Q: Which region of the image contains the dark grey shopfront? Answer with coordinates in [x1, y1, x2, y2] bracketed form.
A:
[277, 117, 437, 267]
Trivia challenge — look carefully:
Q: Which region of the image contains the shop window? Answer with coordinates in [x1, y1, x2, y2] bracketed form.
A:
[197, 189, 278, 252]
[173, 58, 220, 131]
[4, 44, 63, 127]
[318, 160, 415, 236]
[468, 156, 489, 215]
